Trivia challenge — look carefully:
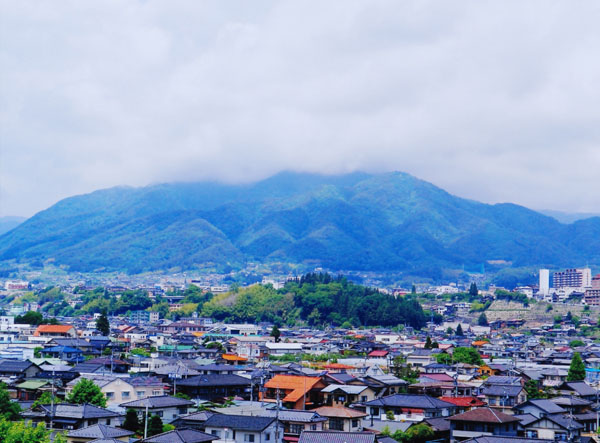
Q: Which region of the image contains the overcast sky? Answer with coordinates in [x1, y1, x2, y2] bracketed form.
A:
[1, 1, 599, 217]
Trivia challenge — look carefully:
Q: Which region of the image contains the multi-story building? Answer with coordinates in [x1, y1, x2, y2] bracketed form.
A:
[585, 274, 600, 305]
[553, 268, 592, 290]
[129, 310, 159, 324]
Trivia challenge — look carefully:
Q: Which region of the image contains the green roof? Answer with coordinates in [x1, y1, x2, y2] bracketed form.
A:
[16, 379, 50, 390]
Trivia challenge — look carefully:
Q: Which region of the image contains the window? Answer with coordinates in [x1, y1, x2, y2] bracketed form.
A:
[106, 392, 114, 399]
[137, 391, 145, 398]
[361, 395, 367, 402]
[290, 424, 304, 435]
[152, 390, 161, 396]
[329, 418, 344, 431]
[265, 433, 270, 441]
[525, 430, 538, 439]
[310, 424, 317, 431]
[244, 434, 255, 442]
[211, 430, 221, 438]
[106, 419, 111, 425]
[352, 419, 359, 428]
[178, 407, 188, 415]
[156, 411, 163, 417]
[122, 391, 130, 399]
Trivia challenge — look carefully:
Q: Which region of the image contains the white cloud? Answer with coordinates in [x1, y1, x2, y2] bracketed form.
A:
[1, 0, 599, 216]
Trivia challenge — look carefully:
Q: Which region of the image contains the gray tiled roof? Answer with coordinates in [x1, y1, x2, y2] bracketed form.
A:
[365, 394, 454, 409]
[120, 395, 194, 409]
[23, 403, 122, 419]
[298, 431, 376, 443]
[142, 429, 216, 443]
[204, 414, 275, 431]
[67, 423, 134, 438]
[176, 374, 251, 387]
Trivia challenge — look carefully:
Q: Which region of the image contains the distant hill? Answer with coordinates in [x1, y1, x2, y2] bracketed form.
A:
[0, 171, 599, 276]
[539, 209, 600, 224]
[0, 216, 26, 235]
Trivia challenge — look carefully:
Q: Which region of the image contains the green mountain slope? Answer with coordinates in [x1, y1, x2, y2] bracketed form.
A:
[0, 171, 598, 275]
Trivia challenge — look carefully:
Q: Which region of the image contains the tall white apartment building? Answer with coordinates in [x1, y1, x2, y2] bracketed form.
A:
[539, 269, 549, 296]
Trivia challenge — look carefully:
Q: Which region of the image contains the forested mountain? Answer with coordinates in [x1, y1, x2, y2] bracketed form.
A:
[0, 216, 25, 235]
[0, 171, 598, 277]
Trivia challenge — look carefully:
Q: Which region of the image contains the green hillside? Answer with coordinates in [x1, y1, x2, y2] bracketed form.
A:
[0, 171, 598, 277]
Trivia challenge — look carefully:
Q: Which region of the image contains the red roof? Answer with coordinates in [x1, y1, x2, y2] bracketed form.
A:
[439, 396, 486, 407]
[368, 350, 389, 357]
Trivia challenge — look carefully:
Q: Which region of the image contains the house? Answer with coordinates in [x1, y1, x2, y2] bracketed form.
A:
[447, 408, 520, 442]
[175, 374, 251, 402]
[514, 399, 566, 419]
[21, 403, 124, 430]
[557, 381, 597, 401]
[34, 324, 78, 338]
[42, 346, 85, 364]
[298, 431, 376, 443]
[141, 428, 217, 443]
[14, 379, 53, 401]
[171, 410, 216, 430]
[120, 395, 195, 423]
[128, 376, 166, 399]
[66, 423, 134, 443]
[522, 414, 584, 441]
[438, 397, 486, 414]
[321, 384, 377, 407]
[262, 375, 326, 410]
[218, 405, 327, 438]
[313, 406, 367, 432]
[364, 394, 455, 423]
[85, 357, 131, 373]
[66, 376, 137, 406]
[203, 414, 282, 443]
[479, 377, 527, 413]
[0, 359, 41, 379]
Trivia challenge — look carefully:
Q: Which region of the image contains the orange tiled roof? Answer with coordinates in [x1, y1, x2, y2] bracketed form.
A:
[34, 325, 74, 336]
[472, 340, 488, 347]
[222, 354, 247, 362]
[323, 363, 355, 369]
[264, 374, 323, 403]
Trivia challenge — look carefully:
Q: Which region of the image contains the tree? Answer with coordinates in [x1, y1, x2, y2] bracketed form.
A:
[524, 379, 549, 400]
[469, 283, 478, 296]
[478, 313, 489, 326]
[66, 378, 107, 407]
[0, 383, 20, 420]
[32, 392, 60, 409]
[437, 347, 483, 366]
[270, 325, 281, 343]
[569, 340, 585, 348]
[0, 419, 53, 443]
[96, 311, 110, 336]
[148, 414, 163, 436]
[456, 323, 464, 336]
[123, 408, 140, 433]
[14, 311, 43, 325]
[411, 285, 416, 294]
[567, 352, 586, 382]
[424, 336, 432, 349]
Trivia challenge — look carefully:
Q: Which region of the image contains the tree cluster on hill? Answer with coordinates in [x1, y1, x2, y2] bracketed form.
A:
[202, 273, 428, 329]
[494, 289, 529, 306]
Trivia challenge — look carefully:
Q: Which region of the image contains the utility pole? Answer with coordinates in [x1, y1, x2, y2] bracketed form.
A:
[49, 368, 55, 430]
[275, 389, 280, 443]
[144, 398, 149, 439]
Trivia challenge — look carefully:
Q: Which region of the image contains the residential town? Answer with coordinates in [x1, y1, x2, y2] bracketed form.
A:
[0, 268, 599, 443]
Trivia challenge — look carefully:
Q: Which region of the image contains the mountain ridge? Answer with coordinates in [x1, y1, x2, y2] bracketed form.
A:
[1, 171, 598, 277]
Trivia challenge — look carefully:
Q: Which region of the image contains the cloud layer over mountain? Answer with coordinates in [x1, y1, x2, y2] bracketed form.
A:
[1, 1, 599, 216]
